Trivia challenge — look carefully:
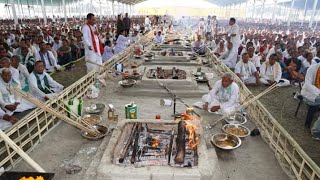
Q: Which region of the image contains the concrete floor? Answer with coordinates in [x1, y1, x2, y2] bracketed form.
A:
[12, 61, 290, 180]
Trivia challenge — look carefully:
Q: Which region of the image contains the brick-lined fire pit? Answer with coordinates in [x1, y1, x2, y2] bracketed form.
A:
[146, 67, 187, 79]
[96, 119, 215, 180]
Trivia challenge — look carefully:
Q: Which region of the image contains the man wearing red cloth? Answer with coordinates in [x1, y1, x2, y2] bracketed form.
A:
[82, 13, 104, 72]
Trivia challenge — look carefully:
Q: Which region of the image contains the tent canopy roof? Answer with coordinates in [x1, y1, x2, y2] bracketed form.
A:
[0, 0, 144, 6]
[2, 0, 319, 10]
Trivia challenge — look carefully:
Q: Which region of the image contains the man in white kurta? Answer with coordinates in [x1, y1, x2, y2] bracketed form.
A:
[248, 46, 261, 71]
[198, 73, 240, 115]
[35, 42, 60, 73]
[218, 18, 241, 49]
[28, 61, 64, 101]
[219, 42, 237, 69]
[260, 54, 290, 87]
[102, 41, 114, 62]
[153, 31, 165, 44]
[144, 16, 151, 31]
[114, 31, 130, 54]
[301, 64, 320, 106]
[0, 68, 35, 116]
[235, 53, 260, 85]
[192, 35, 205, 55]
[82, 13, 103, 73]
[10, 55, 30, 92]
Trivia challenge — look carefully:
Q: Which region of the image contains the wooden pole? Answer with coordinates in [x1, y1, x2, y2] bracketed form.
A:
[10, 87, 100, 136]
[0, 129, 45, 172]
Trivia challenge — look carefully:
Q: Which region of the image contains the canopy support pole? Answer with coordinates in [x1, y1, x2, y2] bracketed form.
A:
[309, 0, 318, 28]
[252, 0, 256, 18]
[112, 0, 115, 16]
[62, 0, 67, 23]
[118, 1, 120, 15]
[287, 0, 295, 27]
[261, 0, 265, 19]
[301, 0, 308, 26]
[10, 0, 18, 25]
[20, 0, 25, 20]
[40, 0, 47, 24]
[272, 0, 277, 24]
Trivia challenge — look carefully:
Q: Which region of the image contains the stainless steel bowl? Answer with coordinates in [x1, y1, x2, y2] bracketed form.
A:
[85, 103, 105, 114]
[81, 125, 109, 141]
[81, 114, 102, 125]
[211, 133, 241, 150]
[224, 113, 247, 125]
[222, 124, 251, 138]
[118, 79, 136, 88]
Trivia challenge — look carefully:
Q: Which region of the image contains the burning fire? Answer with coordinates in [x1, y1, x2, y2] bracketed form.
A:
[151, 138, 160, 148]
[185, 122, 200, 150]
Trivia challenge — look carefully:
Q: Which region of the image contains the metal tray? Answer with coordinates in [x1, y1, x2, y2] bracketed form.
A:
[84, 103, 106, 114]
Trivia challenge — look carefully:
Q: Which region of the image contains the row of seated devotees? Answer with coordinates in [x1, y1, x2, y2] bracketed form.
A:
[191, 33, 320, 87]
[0, 15, 159, 131]
[0, 57, 63, 131]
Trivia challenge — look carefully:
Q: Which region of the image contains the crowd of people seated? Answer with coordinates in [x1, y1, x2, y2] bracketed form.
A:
[0, 14, 153, 131]
[192, 16, 320, 139]
[191, 17, 320, 88]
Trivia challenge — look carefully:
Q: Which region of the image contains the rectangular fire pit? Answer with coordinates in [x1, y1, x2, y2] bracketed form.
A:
[146, 67, 187, 79]
[96, 119, 216, 180]
[115, 121, 198, 167]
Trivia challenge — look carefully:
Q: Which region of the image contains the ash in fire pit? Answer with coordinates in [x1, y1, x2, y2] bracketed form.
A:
[146, 67, 187, 79]
[116, 121, 199, 167]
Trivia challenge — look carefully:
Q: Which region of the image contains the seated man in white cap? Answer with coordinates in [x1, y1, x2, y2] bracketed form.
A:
[235, 53, 260, 86]
[153, 31, 165, 44]
[0, 57, 20, 83]
[28, 61, 64, 101]
[0, 107, 18, 131]
[260, 53, 290, 86]
[0, 68, 35, 116]
[194, 72, 240, 115]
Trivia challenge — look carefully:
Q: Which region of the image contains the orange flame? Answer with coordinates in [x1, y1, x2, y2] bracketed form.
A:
[151, 138, 160, 148]
[185, 122, 199, 150]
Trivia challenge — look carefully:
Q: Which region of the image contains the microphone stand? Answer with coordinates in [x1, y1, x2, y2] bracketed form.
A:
[156, 78, 200, 118]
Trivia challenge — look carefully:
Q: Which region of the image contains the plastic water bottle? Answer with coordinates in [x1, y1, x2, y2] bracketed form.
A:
[95, 79, 101, 90]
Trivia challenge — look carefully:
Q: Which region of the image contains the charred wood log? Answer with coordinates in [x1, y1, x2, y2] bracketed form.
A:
[174, 121, 186, 164]
[118, 123, 139, 163]
[131, 123, 142, 164]
[167, 129, 175, 164]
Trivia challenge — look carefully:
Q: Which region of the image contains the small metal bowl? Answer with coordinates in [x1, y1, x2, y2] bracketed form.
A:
[81, 114, 102, 125]
[193, 72, 204, 77]
[134, 55, 142, 59]
[222, 124, 251, 138]
[195, 76, 208, 83]
[81, 125, 109, 141]
[211, 133, 241, 150]
[118, 79, 136, 88]
[224, 113, 247, 125]
[85, 104, 105, 114]
[145, 54, 153, 58]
